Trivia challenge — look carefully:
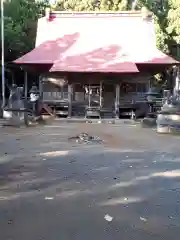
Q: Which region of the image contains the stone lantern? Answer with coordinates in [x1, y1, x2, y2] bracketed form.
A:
[146, 87, 160, 111]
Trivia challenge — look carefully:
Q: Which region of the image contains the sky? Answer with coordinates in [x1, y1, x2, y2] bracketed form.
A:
[48, 0, 56, 3]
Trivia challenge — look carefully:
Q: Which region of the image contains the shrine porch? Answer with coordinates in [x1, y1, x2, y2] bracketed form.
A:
[39, 72, 150, 119]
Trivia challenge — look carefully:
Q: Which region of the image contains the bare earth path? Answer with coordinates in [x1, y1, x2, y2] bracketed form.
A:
[0, 122, 180, 240]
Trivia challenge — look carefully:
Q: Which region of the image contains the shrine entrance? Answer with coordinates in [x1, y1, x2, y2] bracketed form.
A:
[84, 83, 103, 119]
[73, 81, 116, 119]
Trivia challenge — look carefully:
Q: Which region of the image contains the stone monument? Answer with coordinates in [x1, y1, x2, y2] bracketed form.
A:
[5, 84, 25, 126]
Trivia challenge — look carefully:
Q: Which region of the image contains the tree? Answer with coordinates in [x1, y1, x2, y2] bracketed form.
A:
[53, 0, 131, 11]
[2, 0, 49, 62]
[166, 0, 180, 58]
[137, 0, 180, 59]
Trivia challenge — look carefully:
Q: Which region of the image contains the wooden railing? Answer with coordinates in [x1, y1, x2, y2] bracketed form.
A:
[119, 92, 147, 105]
[42, 92, 68, 101]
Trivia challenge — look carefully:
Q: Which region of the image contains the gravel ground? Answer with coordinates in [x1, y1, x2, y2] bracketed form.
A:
[0, 121, 180, 240]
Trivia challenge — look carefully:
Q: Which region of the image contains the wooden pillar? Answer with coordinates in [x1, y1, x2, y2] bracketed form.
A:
[39, 75, 43, 100]
[147, 76, 151, 91]
[37, 75, 43, 116]
[100, 81, 103, 108]
[68, 84, 73, 118]
[115, 83, 120, 119]
[24, 71, 28, 99]
[88, 84, 91, 108]
[12, 71, 15, 84]
[24, 71, 28, 125]
[72, 83, 75, 101]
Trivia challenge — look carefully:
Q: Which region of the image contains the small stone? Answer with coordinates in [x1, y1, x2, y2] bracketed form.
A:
[45, 197, 54, 200]
[124, 205, 129, 208]
[124, 197, 128, 201]
[129, 165, 133, 168]
[69, 159, 76, 163]
[104, 214, 113, 222]
[140, 217, 147, 222]
[8, 219, 13, 225]
[113, 177, 117, 180]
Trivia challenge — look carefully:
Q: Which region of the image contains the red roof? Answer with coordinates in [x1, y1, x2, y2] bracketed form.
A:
[14, 11, 179, 72]
[15, 34, 138, 73]
[49, 44, 139, 73]
[14, 33, 80, 64]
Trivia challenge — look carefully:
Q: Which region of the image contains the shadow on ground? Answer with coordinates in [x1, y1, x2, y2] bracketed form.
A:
[0, 148, 180, 239]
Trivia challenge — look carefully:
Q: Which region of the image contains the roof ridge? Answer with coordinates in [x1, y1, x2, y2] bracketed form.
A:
[49, 11, 142, 17]
[47, 10, 144, 18]
[50, 11, 141, 14]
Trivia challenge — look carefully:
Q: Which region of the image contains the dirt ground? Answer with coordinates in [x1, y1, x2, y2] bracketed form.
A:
[0, 121, 180, 240]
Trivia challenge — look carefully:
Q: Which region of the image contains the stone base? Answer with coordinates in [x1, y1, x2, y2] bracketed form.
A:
[156, 113, 180, 134]
[157, 123, 180, 134]
[3, 114, 54, 127]
[156, 124, 170, 134]
[4, 115, 24, 127]
[169, 126, 180, 135]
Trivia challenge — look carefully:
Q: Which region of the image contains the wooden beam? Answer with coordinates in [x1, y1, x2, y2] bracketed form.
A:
[24, 71, 28, 125]
[115, 83, 120, 119]
[68, 84, 73, 118]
